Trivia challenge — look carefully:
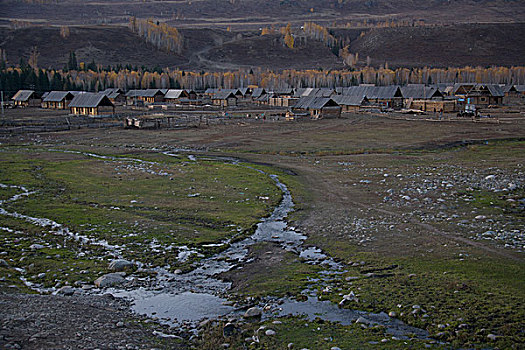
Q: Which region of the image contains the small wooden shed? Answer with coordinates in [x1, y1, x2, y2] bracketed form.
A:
[41, 91, 75, 109]
[11, 90, 40, 107]
[69, 93, 115, 116]
[293, 97, 341, 119]
[332, 95, 370, 113]
[212, 91, 237, 107]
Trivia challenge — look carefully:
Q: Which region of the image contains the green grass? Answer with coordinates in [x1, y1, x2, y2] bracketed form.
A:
[0, 146, 285, 288]
[196, 316, 435, 349]
[312, 252, 525, 349]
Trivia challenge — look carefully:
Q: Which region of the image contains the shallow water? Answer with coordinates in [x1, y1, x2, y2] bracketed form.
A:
[0, 150, 430, 338]
[114, 290, 235, 325]
[273, 296, 429, 339]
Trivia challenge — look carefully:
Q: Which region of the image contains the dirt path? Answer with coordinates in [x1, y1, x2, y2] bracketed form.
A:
[0, 293, 186, 350]
[302, 159, 521, 260]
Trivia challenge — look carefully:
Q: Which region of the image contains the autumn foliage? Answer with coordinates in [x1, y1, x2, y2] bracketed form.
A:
[2, 64, 524, 97]
[129, 17, 183, 54]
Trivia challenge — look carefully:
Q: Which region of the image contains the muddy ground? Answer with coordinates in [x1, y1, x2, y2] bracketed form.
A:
[1, 110, 524, 348]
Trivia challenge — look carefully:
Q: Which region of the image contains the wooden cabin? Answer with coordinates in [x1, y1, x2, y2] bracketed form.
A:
[69, 93, 115, 116]
[410, 99, 457, 113]
[293, 97, 341, 119]
[341, 86, 403, 109]
[140, 89, 165, 104]
[101, 88, 125, 105]
[212, 91, 237, 107]
[401, 86, 450, 111]
[401, 86, 443, 104]
[11, 90, 40, 107]
[185, 89, 198, 100]
[466, 84, 504, 107]
[204, 88, 220, 97]
[332, 95, 370, 113]
[269, 88, 296, 107]
[503, 85, 525, 104]
[164, 89, 190, 104]
[41, 91, 75, 109]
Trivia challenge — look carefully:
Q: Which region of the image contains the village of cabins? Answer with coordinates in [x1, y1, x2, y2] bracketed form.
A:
[9, 83, 525, 120]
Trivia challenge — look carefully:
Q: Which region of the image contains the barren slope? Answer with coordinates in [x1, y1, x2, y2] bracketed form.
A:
[0, 26, 188, 69]
[348, 23, 525, 68]
[0, 0, 523, 27]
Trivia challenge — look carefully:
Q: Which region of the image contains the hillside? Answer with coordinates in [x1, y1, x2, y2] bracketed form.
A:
[200, 33, 341, 70]
[0, 26, 189, 69]
[1, 22, 523, 71]
[347, 23, 525, 68]
[0, 26, 341, 71]
[1, 0, 523, 28]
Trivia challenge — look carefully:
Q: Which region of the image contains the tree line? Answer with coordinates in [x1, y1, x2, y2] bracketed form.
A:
[2, 63, 524, 97]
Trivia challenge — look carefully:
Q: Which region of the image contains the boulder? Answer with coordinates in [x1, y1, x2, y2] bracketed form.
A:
[243, 307, 262, 319]
[355, 316, 370, 324]
[108, 259, 134, 272]
[223, 323, 236, 337]
[265, 329, 276, 336]
[56, 286, 75, 296]
[94, 273, 126, 288]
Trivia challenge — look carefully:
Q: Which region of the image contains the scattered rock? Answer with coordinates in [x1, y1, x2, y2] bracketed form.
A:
[56, 286, 75, 296]
[108, 259, 134, 272]
[487, 334, 497, 341]
[0, 259, 9, 267]
[265, 329, 276, 336]
[388, 311, 397, 317]
[243, 307, 262, 319]
[287, 343, 294, 349]
[94, 273, 126, 288]
[355, 316, 370, 324]
[29, 244, 45, 250]
[223, 322, 236, 337]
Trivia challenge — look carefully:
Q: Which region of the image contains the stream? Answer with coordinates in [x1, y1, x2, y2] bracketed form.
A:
[0, 149, 430, 340]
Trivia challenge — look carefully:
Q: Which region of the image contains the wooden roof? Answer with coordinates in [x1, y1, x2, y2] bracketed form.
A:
[69, 93, 114, 108]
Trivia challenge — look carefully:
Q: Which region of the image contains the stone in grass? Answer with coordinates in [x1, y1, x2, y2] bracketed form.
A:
[487, 334, 497, 341]
[356, 316, 371, 324]
[243, 307, 262, 319]
[265, 329, 276, 336]
[108, 259, 134, 272]
[0, 259, 9, 267]
[29, 244, 45, 250]
[94, 273, 126, 288]
[56, 286, 75, 296]
[223, 323, 236, 337]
